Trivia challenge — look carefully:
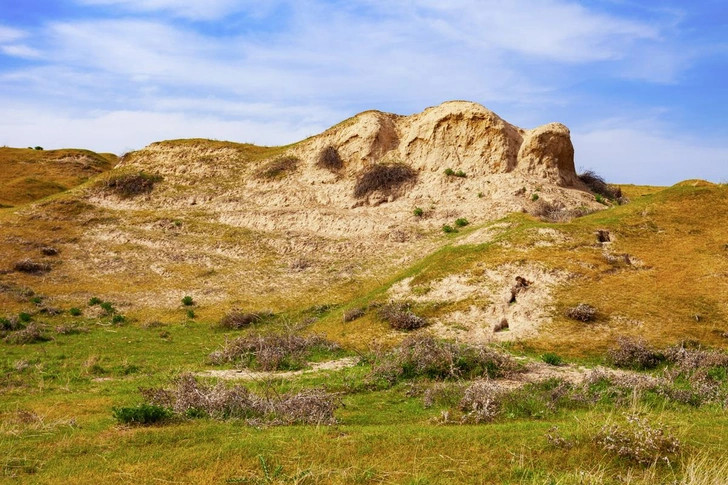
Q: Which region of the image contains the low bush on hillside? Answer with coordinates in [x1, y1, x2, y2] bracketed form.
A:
[104, 172, 162, 198]
[317, 146, 343, 171]
[138, 373, 339, 425]
[353, 163, 417, 199]
[578, 170, 623, 201]
[444, 168, 466, 178]
[3, 323, 50, 344]
[113, 404, 173, 426]
[565, 303, 597, 322]
[530, 200, 594, 222]
[209, 333, 340, 371]
[218, 310, 274, 330]
[595, 414, 680, 465]
[378, 302, 427, 330]
[343, 307, 366, 322]
[257, 156, 299, 179]
[608, 337, 664, 370]
[455, 218, 469, 227]
[369, 335, 519, 385]
[14, 259, 51, 274]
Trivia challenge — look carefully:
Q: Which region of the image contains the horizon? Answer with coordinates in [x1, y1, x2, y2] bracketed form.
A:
[1, 1, 726, 185]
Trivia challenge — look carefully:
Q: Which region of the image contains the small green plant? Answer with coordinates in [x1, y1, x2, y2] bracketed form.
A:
[186, 309, 196, 319]
[413, 207, 424, 217]
[18, 312, 32, 323]
[595, 194, 607, 205]
[454, 218, 469, 227]
[34, 146, 43, 151]
[455, 170, 466, 178]
[100, 301, 115, 314]
[531, 193, 539, 201]
[442, 225, 457, 233]
[541, 353, 563, 366]
[444, 168, 466, 178]
[30, 296, 42, 305]
[88, 297, 102, 306]
[444, 168, 455, 176]
[112, 314, 126, 324]
[181, 295, 194, 306]
[112, 404, 172, 425]
[477, 192, 484, 198]
[69, 307, 82, 316]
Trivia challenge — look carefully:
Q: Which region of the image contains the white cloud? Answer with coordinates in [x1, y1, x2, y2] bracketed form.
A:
[75, 0, 272, 20]
[573, 123, 728, 185]
[0, 25, 26, 43]
[1, 44, 41, 58]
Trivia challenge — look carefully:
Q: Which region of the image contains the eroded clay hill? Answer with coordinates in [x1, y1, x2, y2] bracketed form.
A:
[0, 101, 604, 326]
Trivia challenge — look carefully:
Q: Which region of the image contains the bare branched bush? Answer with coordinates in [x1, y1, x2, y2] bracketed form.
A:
[210, 333, 339, 371]
[343, 307, 365, 322]
[353, 163, 417, 199]
[578, 170, 623, 201]
[565, 303, 597, 322]
[459, 380, 503, 423]
[530, 199, 595, 222]
[595, 413, 680, 465]
[3, 323, 49, 344]
[219, 310, 274, 330]
[257, 156, 299, 179]
[14, 259, 51, 274]
[316, 146, 343, 171]
[369, 335, 519, 385]
[104, 172, 162, 198]
[608, 337, 664, 370]
[378, 302, 427, 330]
[140, 373, 339, 425]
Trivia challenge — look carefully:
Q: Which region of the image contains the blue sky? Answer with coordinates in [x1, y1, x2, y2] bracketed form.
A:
[0, 0, 726, 184]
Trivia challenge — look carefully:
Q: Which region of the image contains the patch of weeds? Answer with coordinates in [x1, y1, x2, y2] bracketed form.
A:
[369, 335, 519, 386]
[69, 307, 82, 316]
[530, 200, 595, 222]
[608, 337, 664, 370]
[112, 404, 173, 426]
[112, 314, 126, 325]
[88, 297, 102, 306]
[99, 301, 115, 314]
[541, 353, 563, 366]
[595, 413, 680, 465]
[353, 162, 417, 199]
[257, 156, 299, 179]
[219, 310, 274, 330]
[104, 171, 162, 198]
[444, 168, 466, 178]
[4, 323, 50, 344]
[413, 207, 424, 217]
[595, 193, 608, 205]
[454, 217, 469, 227]
[181, 295, 194, 306]
[13, 259, 50, 274]
[378, 302, 427, 330]
[579, 170, 623, 202]
[186, 309, 196, 319]
[343, 307, 365, 322]
[18, 312, 32, 323]
[565, 303, 597, 322]
[139, 373, 339, 425]
[209, 333, 339, 371]
[531, 193, 539, 201]
[317, 145, 343, 171]
[478, 192, 484, 198]
[442, 224, 457, 234]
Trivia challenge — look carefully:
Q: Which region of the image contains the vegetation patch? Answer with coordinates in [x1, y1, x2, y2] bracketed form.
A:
[13, 259, 51, 274]
[209, 333, 339, 371]
[565, 303, 597, 322]
[578, 170, 623, 202]
[595, 414, 680, 465]
[256, 156, 299, 179]
[353, 162, 417, 199]
[316, 145, 343, 171]
[219, 310, 274, 330]
[138, 373, 339, 425]
[608, 337, 664, 370]
[104, 171, 162, 198]
[112, 404, 173, 426]
[378, 302, 428, 330]
[343, 307, 366, 322]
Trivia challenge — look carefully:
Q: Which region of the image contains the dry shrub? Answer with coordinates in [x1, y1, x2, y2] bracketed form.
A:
[141, 373, 339, 425]
[493, 318, 509, 332]
[54, 325, 88, 335]
[317, 146, 343, 171]
[595, 414, 680, 465]
[378, 302, 427, 330]
[565, 303, 597, 322]
[578, 170, 623, 201]
[14, 259, 51, 274]
[343, 307, 365, 322]
[210, 333, 339, 371]
[104, 172, 162, 198]
[608, 337, 664, 370]
[41, 247, 58, 256]
[353, 163, 417, 199]
[369, 335, 518, 385]
[219, 310, 274, 330]
[664, 343, 728, 371]
[4, 323, 49, 344]
[530, 199, 594, 222]
[459, 380, 503, 423]
[257, 156, 299, 179]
